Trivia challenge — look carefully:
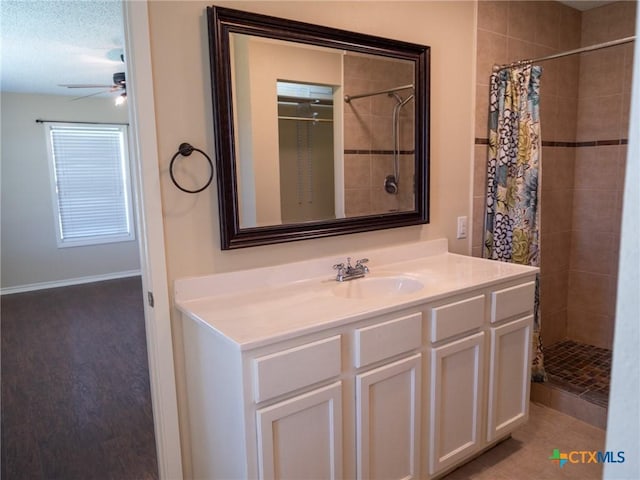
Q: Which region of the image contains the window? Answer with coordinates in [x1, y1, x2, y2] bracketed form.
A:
[44, 123, 135, 247]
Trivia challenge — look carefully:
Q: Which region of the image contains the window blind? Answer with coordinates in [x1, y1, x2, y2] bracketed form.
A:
[45, 123, 134, 247]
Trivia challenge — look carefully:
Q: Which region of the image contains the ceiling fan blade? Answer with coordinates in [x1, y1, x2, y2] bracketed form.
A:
[69, 90, 112, 101]
[59, 84, 114, 89]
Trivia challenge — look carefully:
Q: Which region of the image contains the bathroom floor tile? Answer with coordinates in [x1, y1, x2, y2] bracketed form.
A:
[442, 403, 605, 480]
[544, 339, 611, 408]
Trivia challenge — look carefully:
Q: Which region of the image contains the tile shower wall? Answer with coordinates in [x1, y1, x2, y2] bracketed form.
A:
[343, 54, 415, 216]
[568, 1, 635, 349]
[473, 0, 581, 346]
[473, 1, 635, 349]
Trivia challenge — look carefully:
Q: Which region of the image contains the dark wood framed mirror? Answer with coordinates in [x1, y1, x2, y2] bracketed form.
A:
[207, 6, 430, 249]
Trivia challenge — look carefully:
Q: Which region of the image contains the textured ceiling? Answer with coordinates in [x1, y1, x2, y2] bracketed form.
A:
[1, 0, 124, 97]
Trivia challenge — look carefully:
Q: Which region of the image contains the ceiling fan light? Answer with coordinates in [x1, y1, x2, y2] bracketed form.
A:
[115, 93, 127, 106]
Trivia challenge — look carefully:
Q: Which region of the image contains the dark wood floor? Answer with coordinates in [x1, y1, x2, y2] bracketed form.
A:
[1, 277, 158, 480]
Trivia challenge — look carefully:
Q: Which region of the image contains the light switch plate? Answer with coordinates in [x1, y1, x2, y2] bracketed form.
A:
[457, 216, 468, 239]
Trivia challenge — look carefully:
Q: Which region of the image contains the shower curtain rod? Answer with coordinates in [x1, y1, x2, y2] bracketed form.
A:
[344, 84, 413, 103]
[493, 35, 636, 72]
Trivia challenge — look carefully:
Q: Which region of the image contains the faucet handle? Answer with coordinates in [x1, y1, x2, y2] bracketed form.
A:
[333, 262, 345, 271]
[355, 258, 369, 273]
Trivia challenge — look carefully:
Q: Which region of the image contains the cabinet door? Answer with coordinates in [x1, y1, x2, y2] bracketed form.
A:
[429, 332, 484, 475]
[356, 354, 421, 480]
[487, 315, 533, 442]
[256, 382, 342, 480]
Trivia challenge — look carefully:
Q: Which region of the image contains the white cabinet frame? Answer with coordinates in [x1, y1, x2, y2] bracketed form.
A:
[356, 354, 422, 480]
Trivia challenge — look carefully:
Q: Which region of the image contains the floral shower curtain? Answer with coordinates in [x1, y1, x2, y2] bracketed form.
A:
[483, 64, 547, 382]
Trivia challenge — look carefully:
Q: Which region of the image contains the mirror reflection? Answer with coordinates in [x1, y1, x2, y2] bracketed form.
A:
[230, 33, 416, 229]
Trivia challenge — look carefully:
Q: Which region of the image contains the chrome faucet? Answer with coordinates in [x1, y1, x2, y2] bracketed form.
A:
[333, 257, 370, 282]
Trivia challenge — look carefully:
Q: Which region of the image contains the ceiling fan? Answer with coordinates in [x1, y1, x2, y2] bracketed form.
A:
[59, 71, 127, 104]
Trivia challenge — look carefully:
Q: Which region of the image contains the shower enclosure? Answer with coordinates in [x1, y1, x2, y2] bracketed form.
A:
[342, 53, 416, 216]
[473, 0, 636, 428]
[277, 81, 336, 223]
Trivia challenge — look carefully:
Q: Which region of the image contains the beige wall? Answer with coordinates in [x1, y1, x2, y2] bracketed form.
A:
[473, 0, 635, 349]
[0, 92, 139, 290]
[148, 0, 475, 281]
[146, 1, 475, 474]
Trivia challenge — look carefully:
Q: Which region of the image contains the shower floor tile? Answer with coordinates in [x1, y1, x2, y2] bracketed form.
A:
[544, 339, 611, 408]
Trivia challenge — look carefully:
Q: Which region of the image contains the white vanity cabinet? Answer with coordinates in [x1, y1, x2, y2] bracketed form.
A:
[427, 295, 486, 476]
[256, 381, 343, 480]
[175, 241, 539, 480]
[252, 336, 344, 479]
[353, 313, 423, 480]
[486, 282, 536, 443]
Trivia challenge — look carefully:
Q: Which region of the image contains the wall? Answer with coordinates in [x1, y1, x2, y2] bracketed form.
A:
[568, 1, 635, 349]
[473, 0, 635, 350]
[0, 92, 140, 291]
[145, 1, 475, 474]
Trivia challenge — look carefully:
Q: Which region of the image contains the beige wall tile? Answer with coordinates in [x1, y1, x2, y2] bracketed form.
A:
[568, 270, 613, 316]
[540, 94, 560, 141]
[477, 29, 508, 85]
[541, 309, 567, 346]
[541, 269, 569, 314]
[507, 1, 538, 42]
[573, 146, 621, 190]
[567, 309, 614, 350]
[371, 184, 401, 214]
[621, 92, 631, 138]
[617, 145, 628, 189]
[605, 0, 638, 40]
[371, 155, 394, 186]
[541, 187, 574, 235]
[344, 108, 372, 150]
[555, 96, 578, 141]
[576, 94, 622, 141]
[557, 55, 580, 97]
[570, 230, 616, 275]
[343, 55, 373, 80]
[344, 188, 371, 216]
[541, 146, 575, 190]
[578, 49, 625, 98]
[472, 196, 486, 249]
[558, 4, 582, 50]
[622, 43, 635, 94]
[571, 188, 618, 233]
[478, 0, 509, 35]
[473, 145, 488, 197]
[370, 114, 394, 151]
[344, 155, 371, 189]
[534, 1, 561, 49]
[476, 84, 490, 138]
[506, 37, 537, 64]
[540, 230, 571, 273]
[581, 6, 610, 45]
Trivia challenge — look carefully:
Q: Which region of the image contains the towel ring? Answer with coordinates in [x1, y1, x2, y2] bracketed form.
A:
[169, 142, 214, 194]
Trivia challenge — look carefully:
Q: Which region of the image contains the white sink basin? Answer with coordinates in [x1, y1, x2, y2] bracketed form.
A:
[331, 275, 424, 299]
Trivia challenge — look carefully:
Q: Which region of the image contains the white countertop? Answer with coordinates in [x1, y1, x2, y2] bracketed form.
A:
[174, 239, 538, 351]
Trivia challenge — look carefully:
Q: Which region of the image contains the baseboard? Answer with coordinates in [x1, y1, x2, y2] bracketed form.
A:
[0, 270, 142, 295]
